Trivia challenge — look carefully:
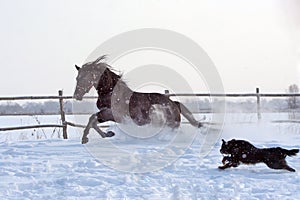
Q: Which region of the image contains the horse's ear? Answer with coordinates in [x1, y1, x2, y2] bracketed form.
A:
[75, 65, 80, 71]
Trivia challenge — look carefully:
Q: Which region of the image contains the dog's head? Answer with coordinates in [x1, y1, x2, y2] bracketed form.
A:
[220, 139, 236, 155]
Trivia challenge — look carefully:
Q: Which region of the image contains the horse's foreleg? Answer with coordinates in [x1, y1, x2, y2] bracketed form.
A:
[96, 108, 115, 137]
[82, 113, 106, 144]
[82, 109, 116, 144]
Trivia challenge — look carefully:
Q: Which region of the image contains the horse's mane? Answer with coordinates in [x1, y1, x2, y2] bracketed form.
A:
[82, 55, 128, 91]
[82, 55, 109, 68]
[82, 55, 122, 77]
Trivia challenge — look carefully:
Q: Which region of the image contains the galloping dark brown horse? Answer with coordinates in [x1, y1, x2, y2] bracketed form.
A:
[74, 55, 202, 144]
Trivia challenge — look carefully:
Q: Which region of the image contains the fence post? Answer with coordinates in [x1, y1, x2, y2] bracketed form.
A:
[256, 88, 261, 120]
[58, 90, 68, 139]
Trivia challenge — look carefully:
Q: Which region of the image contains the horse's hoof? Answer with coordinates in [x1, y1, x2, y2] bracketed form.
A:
[82, 137, 89, 144]
[105, 131, 115, 137]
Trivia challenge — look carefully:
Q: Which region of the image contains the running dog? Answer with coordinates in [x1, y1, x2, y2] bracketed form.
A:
[218, 139, 298, 172]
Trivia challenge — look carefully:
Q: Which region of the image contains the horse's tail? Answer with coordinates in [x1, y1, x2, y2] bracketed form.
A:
[174, 101, 202, 128]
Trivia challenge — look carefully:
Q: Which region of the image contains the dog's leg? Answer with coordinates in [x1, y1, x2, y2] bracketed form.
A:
[218, 163, 232, 170]
[281, 160, 296, 172]
[283, 165, 296, 172]
[218, 162, 239, 170]
[265, 159, 296, 172]
[222, 156, 232, 164]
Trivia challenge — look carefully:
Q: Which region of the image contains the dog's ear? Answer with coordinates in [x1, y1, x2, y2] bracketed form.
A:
[222, 139, 226, 143]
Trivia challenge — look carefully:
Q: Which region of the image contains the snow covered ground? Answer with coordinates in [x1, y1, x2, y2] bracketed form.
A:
[0, 114, 300, 199]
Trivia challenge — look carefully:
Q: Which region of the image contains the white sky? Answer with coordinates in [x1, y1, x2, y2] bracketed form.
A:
[0, 0, 299, 96]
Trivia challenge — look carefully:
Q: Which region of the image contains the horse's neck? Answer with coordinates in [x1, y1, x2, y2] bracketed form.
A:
[118, 81, 132, 94]
[96, 69, 132, 95]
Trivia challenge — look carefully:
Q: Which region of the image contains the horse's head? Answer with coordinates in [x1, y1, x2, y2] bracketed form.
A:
[73, 65, 96, 100]
[73, 55, 108, 100]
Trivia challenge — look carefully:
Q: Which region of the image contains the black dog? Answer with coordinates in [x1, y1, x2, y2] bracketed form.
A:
[218, 139, 299, 172]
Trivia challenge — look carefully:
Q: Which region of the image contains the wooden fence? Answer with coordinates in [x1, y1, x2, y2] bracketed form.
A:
[0, 88, 300, 139]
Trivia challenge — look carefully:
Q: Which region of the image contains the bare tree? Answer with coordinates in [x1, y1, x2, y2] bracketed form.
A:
[287, 84, 299, 119]
[287, 84, 299, 109]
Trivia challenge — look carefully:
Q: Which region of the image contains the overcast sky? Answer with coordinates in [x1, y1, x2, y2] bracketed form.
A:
[0, 0, 299, 96]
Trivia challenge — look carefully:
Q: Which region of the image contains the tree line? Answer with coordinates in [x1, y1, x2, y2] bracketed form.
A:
[0, 97, 299, 115]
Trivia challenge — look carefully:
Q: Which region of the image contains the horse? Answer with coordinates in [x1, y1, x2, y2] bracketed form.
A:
[73, 55, 203, 144]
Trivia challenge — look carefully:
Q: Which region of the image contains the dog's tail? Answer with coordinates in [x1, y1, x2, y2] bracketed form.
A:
[285, 149, 299, 157]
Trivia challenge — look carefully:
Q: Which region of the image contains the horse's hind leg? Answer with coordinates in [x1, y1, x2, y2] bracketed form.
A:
[174, 101, 202, 128]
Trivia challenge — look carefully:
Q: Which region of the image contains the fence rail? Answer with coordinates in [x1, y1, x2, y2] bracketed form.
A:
[0, 88, 299, 139]
[2, 93, 300, 101]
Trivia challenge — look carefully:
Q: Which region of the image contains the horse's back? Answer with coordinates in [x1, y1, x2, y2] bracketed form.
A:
[129, 92, 181, 127]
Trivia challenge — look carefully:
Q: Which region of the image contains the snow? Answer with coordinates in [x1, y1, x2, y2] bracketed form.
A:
[0, 114, 300, 199]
